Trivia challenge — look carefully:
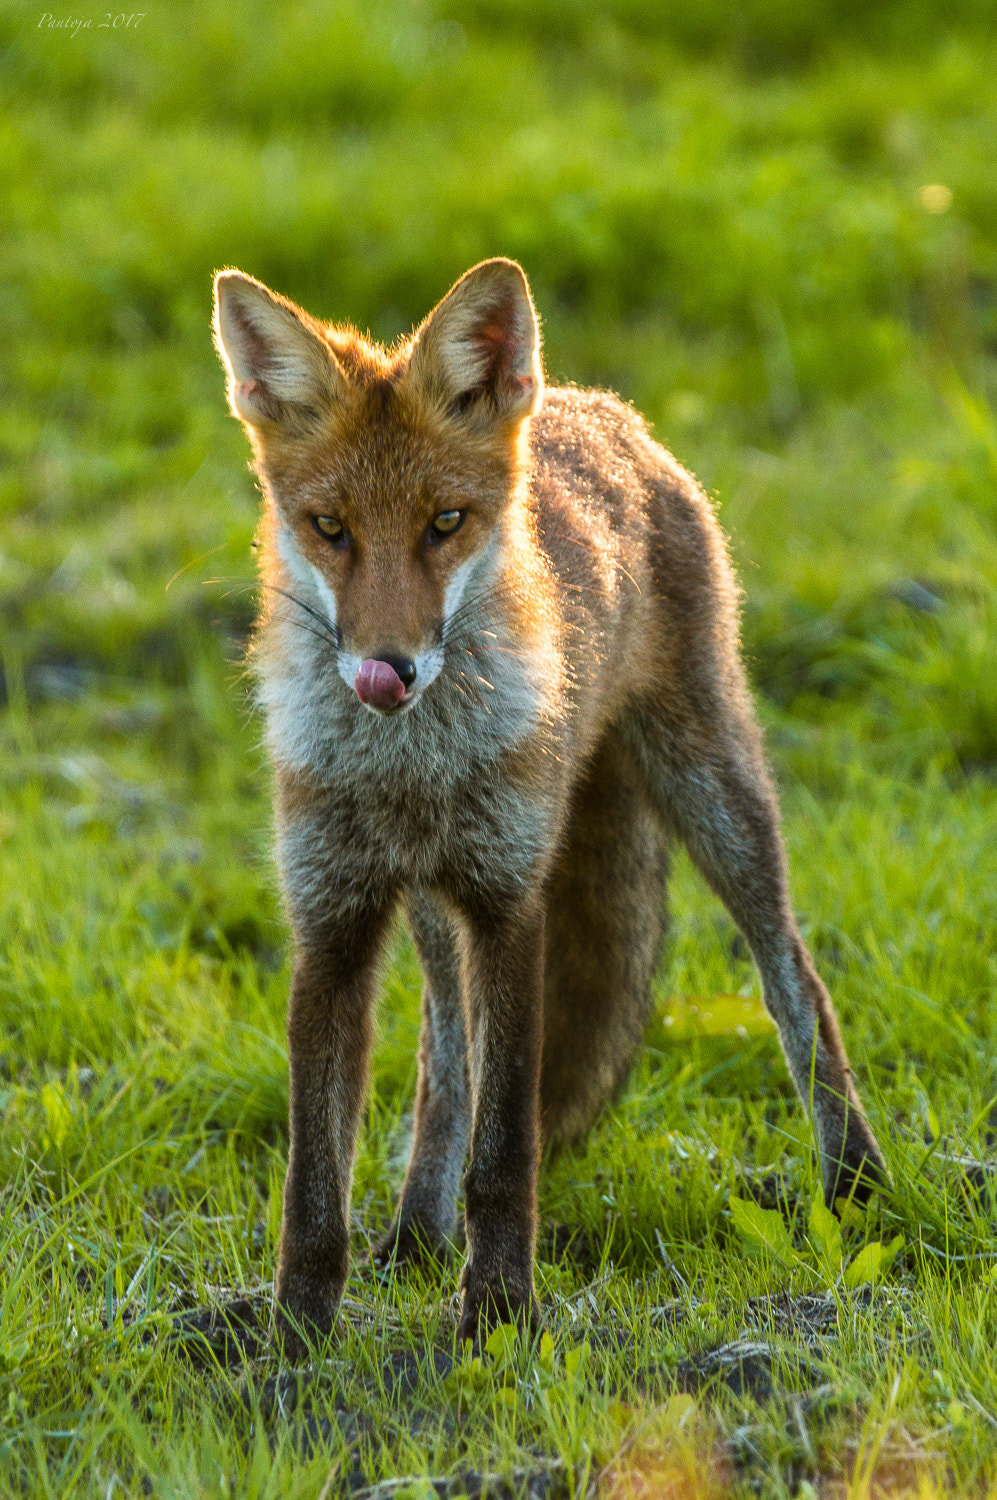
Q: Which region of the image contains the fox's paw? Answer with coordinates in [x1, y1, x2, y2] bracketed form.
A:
[456, 1266, 541, 1350]
[372, 1217, 448, 1271]
[272, 1272, 342, 1363]
[823, 1120, 889, 1212]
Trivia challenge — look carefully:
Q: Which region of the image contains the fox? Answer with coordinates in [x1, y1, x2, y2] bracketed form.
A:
[212, 256, 885, 1355]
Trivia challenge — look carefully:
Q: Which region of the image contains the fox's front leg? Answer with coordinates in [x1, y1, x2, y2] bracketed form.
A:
[456, 896, 546, 1346]
[373, 889, 470, 1268]
[274, 890, 396, 1358]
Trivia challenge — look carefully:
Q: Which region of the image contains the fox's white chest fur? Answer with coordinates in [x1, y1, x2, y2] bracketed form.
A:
[255, 594, 563, 890]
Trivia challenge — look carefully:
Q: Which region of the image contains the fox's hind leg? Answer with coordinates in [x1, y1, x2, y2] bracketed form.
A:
[541, 731, 671, 1146]
[631, 694, 885, 1208]
[373, 888, 470, 1267]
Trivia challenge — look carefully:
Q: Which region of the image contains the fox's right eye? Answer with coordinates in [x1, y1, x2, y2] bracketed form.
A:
[313, 515, 346, 545]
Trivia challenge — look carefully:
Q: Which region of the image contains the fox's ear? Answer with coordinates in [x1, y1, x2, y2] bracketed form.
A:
[213, 270, 342, 431]
[408, 258, 543, 427]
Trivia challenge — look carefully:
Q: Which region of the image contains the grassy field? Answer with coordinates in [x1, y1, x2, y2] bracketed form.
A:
[2, 0, 997, 1494]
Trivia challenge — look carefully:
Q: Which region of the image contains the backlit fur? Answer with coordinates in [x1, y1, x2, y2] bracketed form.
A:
[213, 258, 885, 1354]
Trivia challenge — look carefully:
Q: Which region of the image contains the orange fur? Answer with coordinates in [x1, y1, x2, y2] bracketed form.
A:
[213, 258, 885, 1354]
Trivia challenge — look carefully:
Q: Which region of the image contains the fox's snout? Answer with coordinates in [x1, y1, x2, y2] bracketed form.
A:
[355, 654, 417, 711]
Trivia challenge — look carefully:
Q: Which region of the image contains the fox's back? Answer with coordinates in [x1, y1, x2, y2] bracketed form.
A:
[528, 385, 743, 741]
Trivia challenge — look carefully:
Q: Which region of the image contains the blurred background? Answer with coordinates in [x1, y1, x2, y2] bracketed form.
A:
[0, 0, 995, 1070]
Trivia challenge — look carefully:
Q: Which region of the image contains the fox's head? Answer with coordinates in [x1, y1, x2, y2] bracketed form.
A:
[213, 259, 544, 715]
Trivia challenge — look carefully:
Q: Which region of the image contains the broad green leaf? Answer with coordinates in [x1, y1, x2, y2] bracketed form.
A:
[538, 1331, 555, 1372]
[564, 1341, 589, 1379]
[452, 1354, 486, 1390]
[839, 1230, 899, 1290]
[808, 1198, 843, 1273]
[835, 1197, 867, 1231]
[882, 1234, 904, 1273]
[728, 1195, 799, 1266]
[484, 1322, 519, 1363]
[844, 1240, 882, 1287]
[844, 1232, 904, 1288]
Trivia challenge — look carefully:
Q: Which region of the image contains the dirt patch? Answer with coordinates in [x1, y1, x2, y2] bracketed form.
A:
[674, 1338, 823, 1401]
[172, 1294, 269, 1366]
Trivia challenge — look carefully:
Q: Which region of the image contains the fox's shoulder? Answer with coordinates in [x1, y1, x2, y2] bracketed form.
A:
[528, 382, 735, 642]
[531, 384, 647, 465]
[529, 383, 714, 533]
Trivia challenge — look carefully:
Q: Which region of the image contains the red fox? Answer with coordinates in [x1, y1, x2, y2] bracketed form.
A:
[213, 258, 885, 1353]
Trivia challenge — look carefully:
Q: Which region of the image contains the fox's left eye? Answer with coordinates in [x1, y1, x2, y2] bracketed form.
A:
[430, 509, 465, 539]
[313, 515, 345, 544]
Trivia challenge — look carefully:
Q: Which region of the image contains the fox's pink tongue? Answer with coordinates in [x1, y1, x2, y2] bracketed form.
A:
[355, 658, 407, 709]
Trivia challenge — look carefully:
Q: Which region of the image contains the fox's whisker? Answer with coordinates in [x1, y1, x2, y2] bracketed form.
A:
[273, 613, 340, 652]
[457, 669, 491, 713]
[443, 581, 525, 641]
[262, 583, 340, 648]
[445, 574, 523, 619]
[460, 643, 530, 660]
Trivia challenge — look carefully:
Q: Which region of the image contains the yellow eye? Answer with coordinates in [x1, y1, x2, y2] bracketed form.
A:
[431, 509, 464, 537]
[313, 515, 344, 542]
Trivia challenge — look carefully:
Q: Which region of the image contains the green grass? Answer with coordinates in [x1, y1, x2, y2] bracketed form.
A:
[2, 0, 997, 1493]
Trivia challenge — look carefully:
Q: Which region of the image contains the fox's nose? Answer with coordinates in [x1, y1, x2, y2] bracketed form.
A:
[354, 653, 418, 711]
[378, 654, 416, 688]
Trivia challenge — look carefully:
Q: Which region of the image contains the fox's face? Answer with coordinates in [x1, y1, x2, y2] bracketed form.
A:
[214, 260, 543, 714]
